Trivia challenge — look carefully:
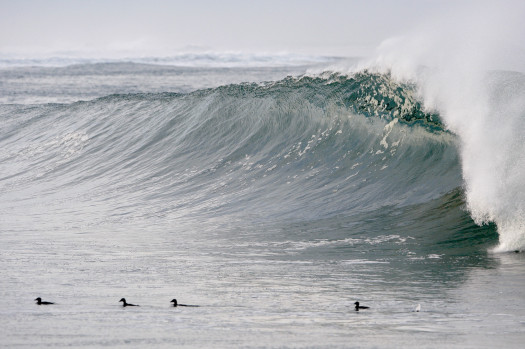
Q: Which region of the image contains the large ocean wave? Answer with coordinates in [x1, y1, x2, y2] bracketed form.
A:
[1, 69, 501, 254]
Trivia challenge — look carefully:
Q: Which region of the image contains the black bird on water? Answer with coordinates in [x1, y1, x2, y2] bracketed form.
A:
[35, 297, 54, 305]
[119, 298, 139, 307]
[171, 299, 199, 307]
[354, 301, 369, 311]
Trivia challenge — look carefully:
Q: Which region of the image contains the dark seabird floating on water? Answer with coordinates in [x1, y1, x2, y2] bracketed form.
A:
[171, 299, 199, 307]
[35, 297, 54, 305]
[354, 301, 369, 311]
[119, 298, 139, 307]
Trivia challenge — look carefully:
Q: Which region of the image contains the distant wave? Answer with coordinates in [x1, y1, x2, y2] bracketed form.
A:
[0, 51, 343, 68]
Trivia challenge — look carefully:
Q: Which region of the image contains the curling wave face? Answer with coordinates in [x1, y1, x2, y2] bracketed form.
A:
[0, 70, 498, 252]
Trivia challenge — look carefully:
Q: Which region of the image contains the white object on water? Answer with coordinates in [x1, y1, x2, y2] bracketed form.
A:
[414, 304, 421, 312]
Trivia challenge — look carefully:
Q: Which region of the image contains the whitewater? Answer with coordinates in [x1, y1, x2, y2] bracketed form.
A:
[2, 6, 525, 341]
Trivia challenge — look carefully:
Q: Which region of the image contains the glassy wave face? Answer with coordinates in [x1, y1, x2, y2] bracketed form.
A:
[0, 69, 498, 253]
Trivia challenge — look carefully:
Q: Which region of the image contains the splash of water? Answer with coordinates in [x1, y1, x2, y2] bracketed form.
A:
[360, 1, 525, 251]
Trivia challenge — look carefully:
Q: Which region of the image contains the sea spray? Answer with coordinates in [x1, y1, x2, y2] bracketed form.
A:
[360, 1, 525, 251]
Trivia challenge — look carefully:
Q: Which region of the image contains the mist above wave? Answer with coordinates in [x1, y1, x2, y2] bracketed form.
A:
[353, 0, 525, 251]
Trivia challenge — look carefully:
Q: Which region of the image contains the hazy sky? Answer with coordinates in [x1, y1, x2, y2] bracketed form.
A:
[0, 0, 453, 57]
[0, 0, 523, 58]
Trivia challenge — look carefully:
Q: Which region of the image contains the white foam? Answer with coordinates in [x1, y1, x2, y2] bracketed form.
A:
[357, 1, 525, 251]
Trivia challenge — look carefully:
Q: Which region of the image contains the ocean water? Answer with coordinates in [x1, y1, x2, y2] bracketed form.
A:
[1, 56, 525, 348]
